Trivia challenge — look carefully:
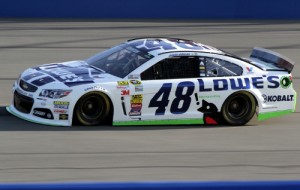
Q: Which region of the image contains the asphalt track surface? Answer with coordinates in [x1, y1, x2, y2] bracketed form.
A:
[0, 20, 300, 182]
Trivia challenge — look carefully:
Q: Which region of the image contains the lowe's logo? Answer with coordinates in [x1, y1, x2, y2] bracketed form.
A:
[262, 94, 294, 103]
[246, 67, 254, 74]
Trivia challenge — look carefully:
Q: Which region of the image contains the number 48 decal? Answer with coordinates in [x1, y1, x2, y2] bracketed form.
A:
[149, 82, 195, 115]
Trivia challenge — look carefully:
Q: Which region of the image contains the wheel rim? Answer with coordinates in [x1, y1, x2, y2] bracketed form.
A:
[81, 95, 104, 120]
[227, 96, 250, 119]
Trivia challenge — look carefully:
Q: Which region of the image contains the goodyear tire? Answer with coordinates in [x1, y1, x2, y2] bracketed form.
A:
[75, 92, 111, 126]
[221, 91, 256, 126]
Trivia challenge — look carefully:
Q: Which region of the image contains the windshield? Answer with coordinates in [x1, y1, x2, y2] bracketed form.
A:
[86, 44, 154, 78]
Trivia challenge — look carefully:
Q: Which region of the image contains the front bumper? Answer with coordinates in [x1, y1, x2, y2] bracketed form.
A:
[8, 81, 72, 127]
[6, 105, 70, 126]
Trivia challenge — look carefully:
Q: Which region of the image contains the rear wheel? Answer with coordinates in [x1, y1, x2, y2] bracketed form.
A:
[221, 91, 256, 126]
[75, 92, 111, 126]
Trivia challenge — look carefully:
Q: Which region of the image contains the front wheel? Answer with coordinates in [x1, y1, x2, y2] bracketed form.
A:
[221, 92, 256, 126]
[75, 92, 111, 126]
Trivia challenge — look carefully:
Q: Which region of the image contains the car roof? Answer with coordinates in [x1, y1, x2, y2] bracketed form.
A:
[126, 37, 224, 56]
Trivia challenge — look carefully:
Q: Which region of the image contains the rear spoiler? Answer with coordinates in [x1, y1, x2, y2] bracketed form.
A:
[250, 47, 294, 73]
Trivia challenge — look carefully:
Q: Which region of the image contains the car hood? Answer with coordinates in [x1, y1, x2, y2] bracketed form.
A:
[20, 60, 119, 88]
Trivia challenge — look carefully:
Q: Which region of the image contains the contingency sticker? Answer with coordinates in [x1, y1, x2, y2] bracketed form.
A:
[53, 101, 69, 109]
[117, 81, 129, 88]
[129, 80, 142, 86]
[129, 94, 143, 117]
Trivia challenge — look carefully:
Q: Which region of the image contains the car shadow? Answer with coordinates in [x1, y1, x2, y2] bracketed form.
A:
[0, 106, 251, 131]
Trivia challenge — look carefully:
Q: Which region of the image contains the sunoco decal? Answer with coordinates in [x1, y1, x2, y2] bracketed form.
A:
[117, 81, 129, 88]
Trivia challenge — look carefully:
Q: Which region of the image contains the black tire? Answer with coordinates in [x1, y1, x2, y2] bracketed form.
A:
[75, 92, 111, 126]
[221, 91, 256, 126]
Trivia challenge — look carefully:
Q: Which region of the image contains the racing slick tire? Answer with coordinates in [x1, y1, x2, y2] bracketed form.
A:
[221, 91, 256, 126]
[74, 92, 111, 126]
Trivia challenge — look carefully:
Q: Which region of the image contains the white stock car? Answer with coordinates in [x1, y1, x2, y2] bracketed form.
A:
[7, 38, 297, 126]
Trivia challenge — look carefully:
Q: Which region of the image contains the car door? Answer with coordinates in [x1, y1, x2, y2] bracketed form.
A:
[138, 56, 204, 122]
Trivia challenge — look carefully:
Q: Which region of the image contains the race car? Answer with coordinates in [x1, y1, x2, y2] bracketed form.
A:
[7, 37, 297, 126]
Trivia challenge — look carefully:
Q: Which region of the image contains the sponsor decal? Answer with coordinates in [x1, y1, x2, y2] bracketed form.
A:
[130, 94, 143, 104]
[84, 86, 106, 91]
[135, 85, 143, 92]
[117, 86, 128, 89]
[128, 74, 140, 79]
[129, 80, 142, 86]
[36, 64, 95, 86]
[262, 94, 294, 103]
[33, 108, 53, 119]
[129, 110, 141, 116]
[54, 109, 68, 114]
[197, 76, 281, 92]
[129, 95, 143, 116]
[117, 81, 129, 86]
[41, 67, 83, 82]
[131, 103, 142, 109]
[169, 52, 197, 57]
[197, 100, 219, 124]
[33, 110, 46, 117]
[53, 101, 69, 109]
[117, 81, 129, 89]
[59, 114, 68, 120]
[121, 89, 130, 96]
[246, 67, 254, 74]
[199, 95, 221, 99]
[280, 76, 292, 89]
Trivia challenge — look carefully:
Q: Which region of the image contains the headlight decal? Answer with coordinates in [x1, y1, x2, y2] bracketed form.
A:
[39, 89, 72, 99]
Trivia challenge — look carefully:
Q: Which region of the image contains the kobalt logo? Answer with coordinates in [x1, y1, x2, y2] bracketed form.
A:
[262, 94, 294, 103]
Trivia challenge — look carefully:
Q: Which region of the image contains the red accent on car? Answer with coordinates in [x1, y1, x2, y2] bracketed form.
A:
[205, 116, 218, 124]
